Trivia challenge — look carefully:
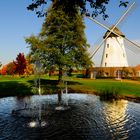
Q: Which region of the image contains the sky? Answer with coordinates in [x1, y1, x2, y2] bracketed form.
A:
[0, 0, 140, 67]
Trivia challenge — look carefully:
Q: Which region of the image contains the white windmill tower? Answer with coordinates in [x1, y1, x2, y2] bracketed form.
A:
[101, 26, 128, 67]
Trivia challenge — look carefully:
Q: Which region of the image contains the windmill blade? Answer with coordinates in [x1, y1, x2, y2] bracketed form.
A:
[88, 36, 103, 56]
[124, 39, 140, 54]
[112, 1, 135, 28]
[124, 37, 140, 50]
[90, 38, 104, 58]
[94, 19, 140, 51]
[86, 1, 135, 32]
[90, 24, 118, 58]
[86, 16, 110, 31]
[115, 37, 126, 54]
[91, 17, 140, 51]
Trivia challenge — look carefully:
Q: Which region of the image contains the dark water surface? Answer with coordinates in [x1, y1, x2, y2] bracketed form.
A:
[0, 94, 140, 140]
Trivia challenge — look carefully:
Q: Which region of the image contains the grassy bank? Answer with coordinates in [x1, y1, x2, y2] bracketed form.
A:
[0, 75, 140, 99]
[72, 79, 140, 96]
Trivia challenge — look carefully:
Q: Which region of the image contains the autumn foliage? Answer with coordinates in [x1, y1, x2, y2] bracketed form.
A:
[0, 53, 29, 75]
[13, 53, 27, 75]
[0, 53, 35, 76]
[0, 65, 7, 75]
[24, 60, 33, 75]
[0, 63, 16, 75]
[6, 62, 16, 75]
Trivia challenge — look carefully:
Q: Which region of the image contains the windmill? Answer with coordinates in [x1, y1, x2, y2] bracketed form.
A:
[101, 25, 128, 67]
[85, 1, 140, 68]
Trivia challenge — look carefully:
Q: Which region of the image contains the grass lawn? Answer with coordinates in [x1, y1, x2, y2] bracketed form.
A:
[72, 79, 140, 96]
[0, 75, 34, 97]
[0, 75, 140, 98]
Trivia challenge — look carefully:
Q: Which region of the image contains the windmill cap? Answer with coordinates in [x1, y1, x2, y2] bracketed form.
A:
[103, 25, 125, 38]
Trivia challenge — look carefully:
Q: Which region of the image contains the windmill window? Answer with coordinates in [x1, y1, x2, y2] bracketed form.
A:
[105, 62, 107, 67]
[123, 53, 125, 57]
[107, 44, 109, 48]
[106, 54, 108, 58]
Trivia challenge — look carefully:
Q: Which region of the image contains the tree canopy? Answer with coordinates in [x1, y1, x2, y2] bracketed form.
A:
[26, 2, 92, 80]
[27, 0, 129, 19]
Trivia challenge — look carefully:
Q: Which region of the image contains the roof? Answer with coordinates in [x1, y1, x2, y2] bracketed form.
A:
[103, 25, 125, 38]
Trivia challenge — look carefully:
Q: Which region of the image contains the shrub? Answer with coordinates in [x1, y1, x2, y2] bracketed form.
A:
[99, 87, 120, 101]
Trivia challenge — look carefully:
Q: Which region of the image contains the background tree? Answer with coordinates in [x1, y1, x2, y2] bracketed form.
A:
[13, 53, 27, 75]
[27, 0, 129, 19]
[25, 36, 43, 62]
[26, 3, 92, 81]
[24, 55, 34, 76]
[6, 62, 16, 75]
[0, 65, 7, 75]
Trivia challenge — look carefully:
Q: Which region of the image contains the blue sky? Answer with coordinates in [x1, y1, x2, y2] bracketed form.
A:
[0, 0, 140, 66]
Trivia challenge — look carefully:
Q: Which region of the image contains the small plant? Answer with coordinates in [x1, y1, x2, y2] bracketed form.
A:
[31, 86, 39, 94]
[99, 87, 120, 101]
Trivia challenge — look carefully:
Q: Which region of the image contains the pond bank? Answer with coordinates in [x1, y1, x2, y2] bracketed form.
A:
[67, 88, 140, 103]
[0, 88, 140, 103]
[0, 76, 140, 103]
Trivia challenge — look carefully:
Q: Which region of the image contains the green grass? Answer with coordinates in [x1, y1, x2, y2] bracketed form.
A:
[0, 75, 140, 98]
[72, 79, 140, 97]
[0, 75, 33, 97]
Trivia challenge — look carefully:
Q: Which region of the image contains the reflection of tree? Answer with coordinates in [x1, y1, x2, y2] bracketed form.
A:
[103, 100, 128, 139]
[15, 96, 31, 108]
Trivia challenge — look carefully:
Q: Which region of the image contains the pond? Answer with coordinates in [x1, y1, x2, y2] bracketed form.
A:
[0, 93, 140, 140]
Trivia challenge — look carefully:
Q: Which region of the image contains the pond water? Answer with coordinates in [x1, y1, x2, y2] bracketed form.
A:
[0, 94, 140, 140]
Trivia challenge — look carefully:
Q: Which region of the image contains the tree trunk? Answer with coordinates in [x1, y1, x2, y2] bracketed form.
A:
[85, 68, 89, 78]
[58, 90, 62, 105]
[58, 67, 63, 81]
[57, 66, 63, 105]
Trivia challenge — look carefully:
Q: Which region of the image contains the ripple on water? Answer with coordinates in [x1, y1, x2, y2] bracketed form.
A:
[0, 94, 140, 140]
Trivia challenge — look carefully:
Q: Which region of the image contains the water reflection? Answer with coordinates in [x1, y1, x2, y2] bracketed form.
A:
[102, 100, 129, 139]
[0, 94, 140, 140]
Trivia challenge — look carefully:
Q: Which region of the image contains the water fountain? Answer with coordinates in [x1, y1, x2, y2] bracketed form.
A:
[1, 94, 140, 139]
[55, 72, 70, 111]
[34, 60, 42, 95]
[11, 61, 70, 126]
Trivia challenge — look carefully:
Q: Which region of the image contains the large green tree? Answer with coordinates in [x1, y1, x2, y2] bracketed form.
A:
[26, 2, 92, 80]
